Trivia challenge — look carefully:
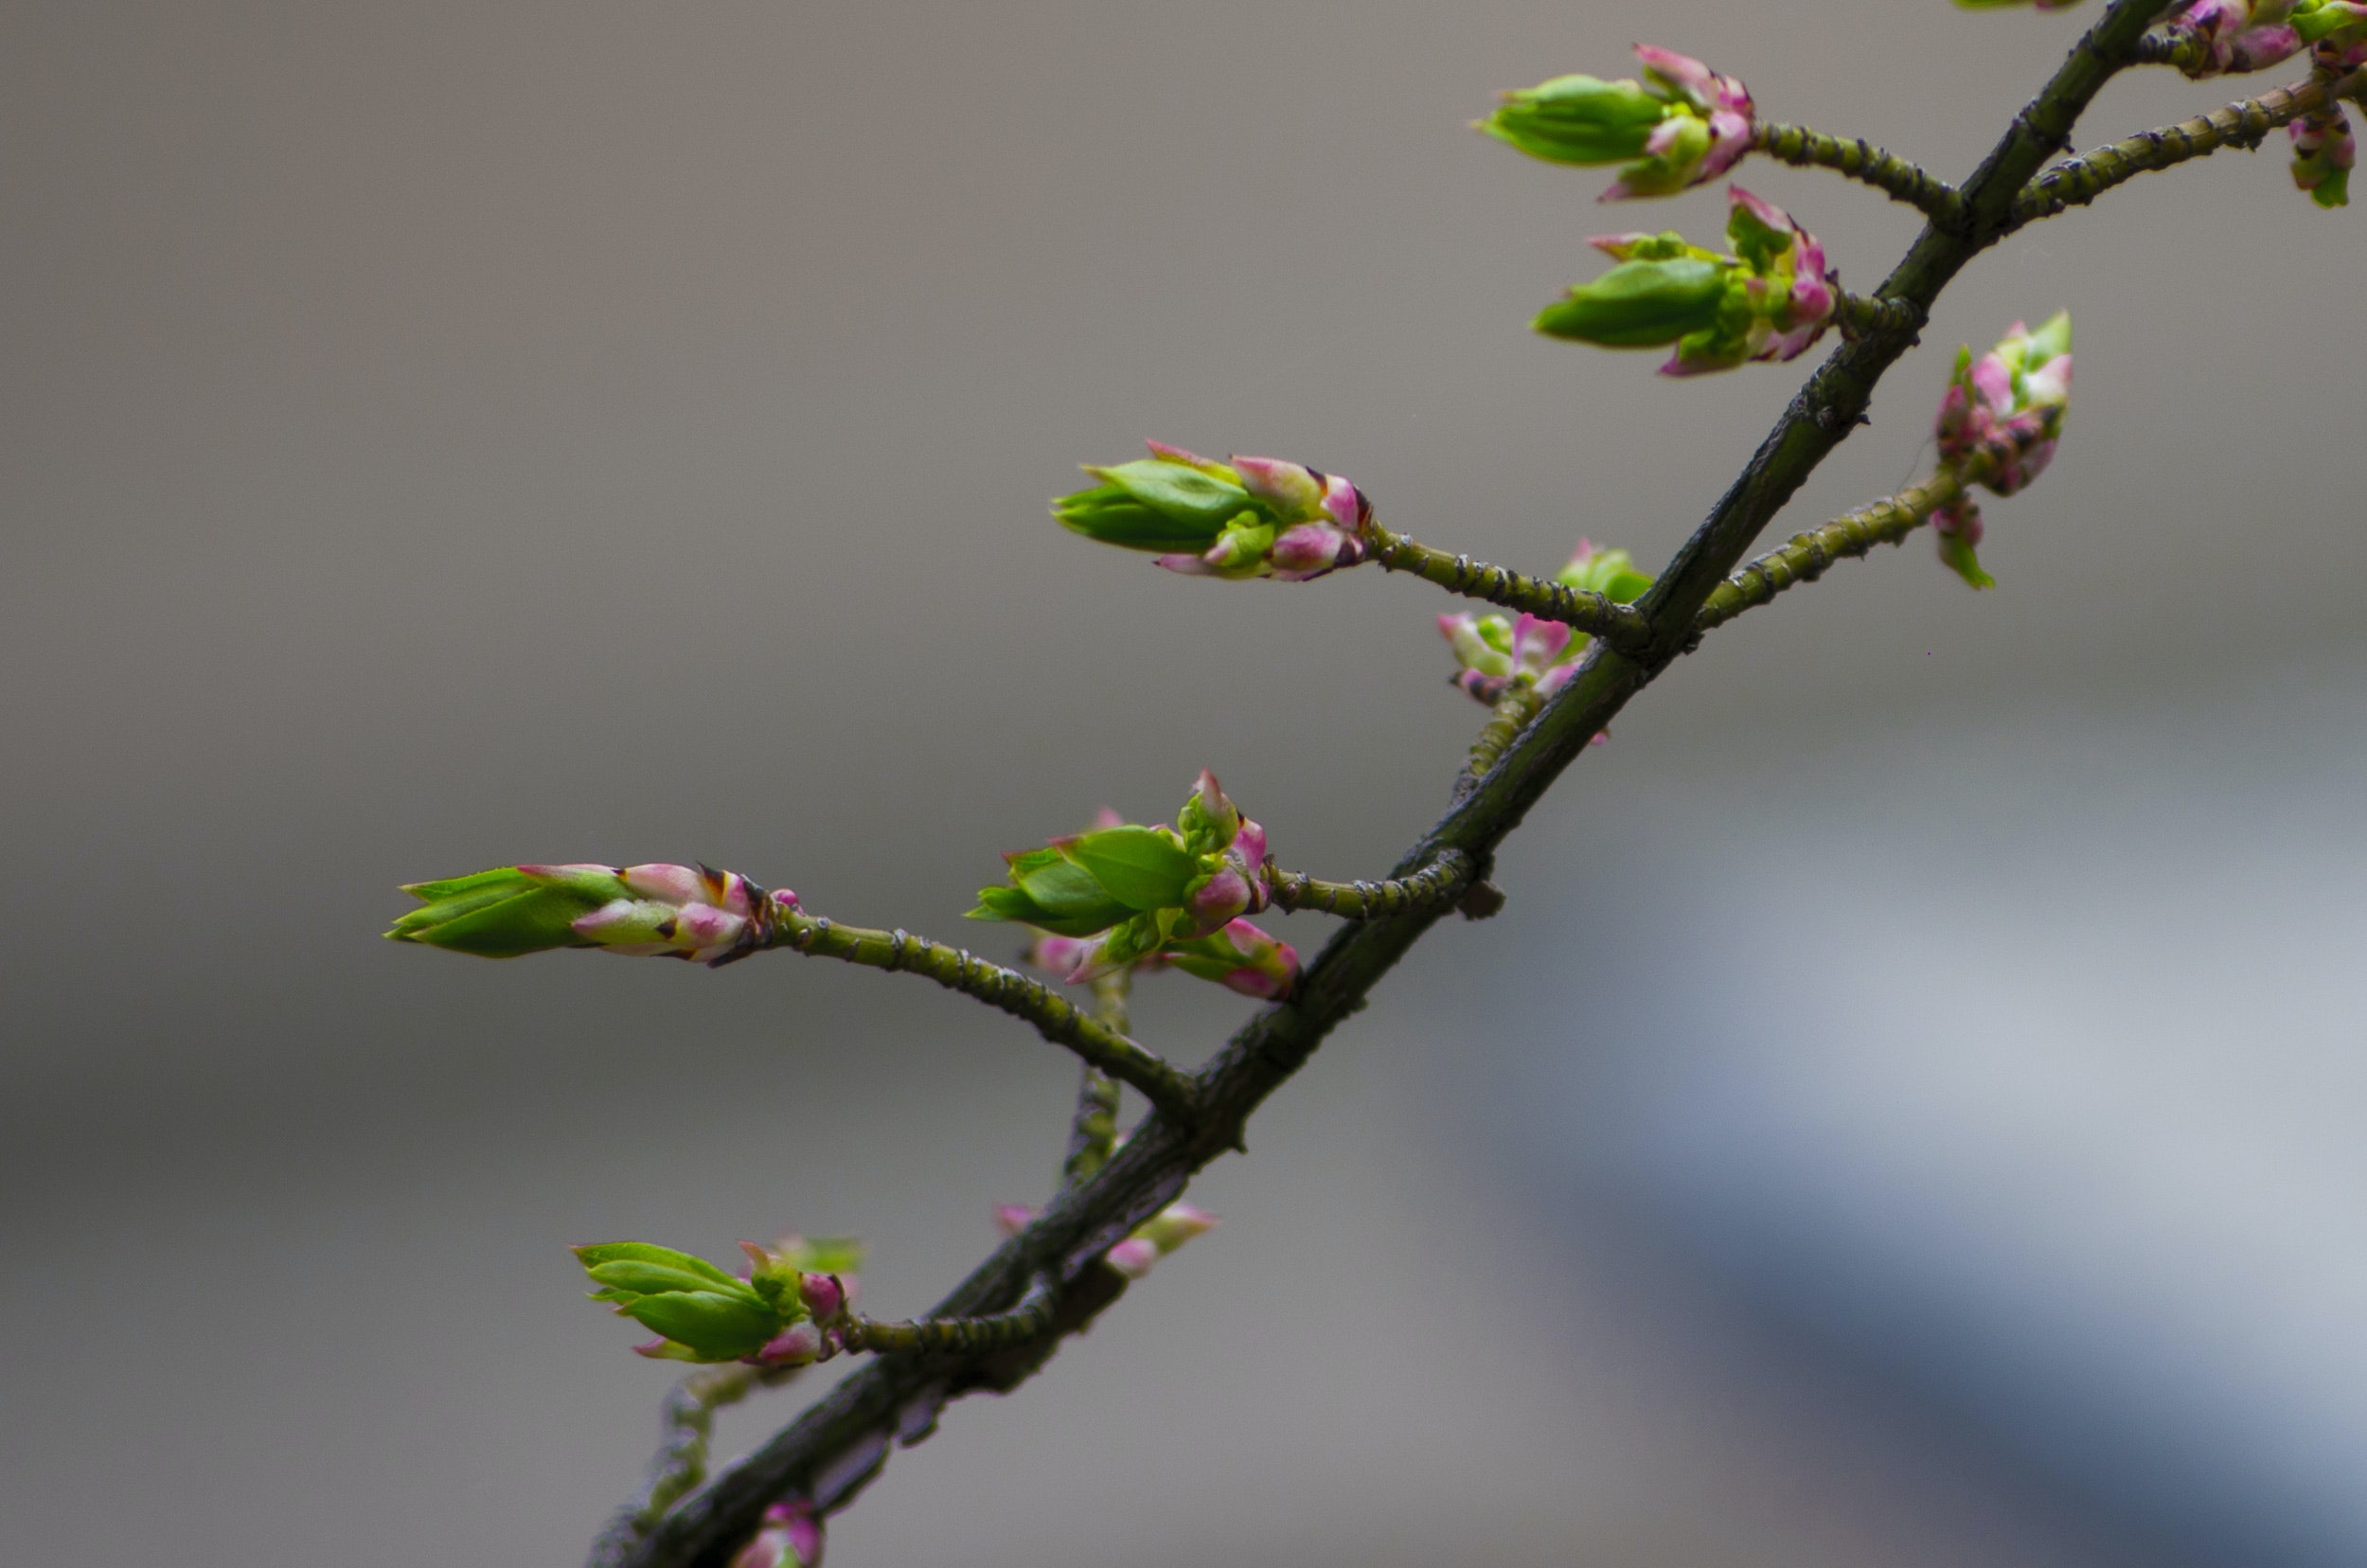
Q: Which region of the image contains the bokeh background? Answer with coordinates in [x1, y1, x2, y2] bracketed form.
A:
[5, 1, 2362, 1563]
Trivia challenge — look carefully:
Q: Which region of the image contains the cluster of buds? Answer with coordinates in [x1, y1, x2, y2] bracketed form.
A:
[1536, 188, 1838, 375]
[2157, 0, 2308, 73]
[572, 1235, 864, 1366]
[731, 1502, 824, 1568]
[977, 772, 1301, 997]
[1025, 917, 1298, 1001]
[995, 1200, 1219, 1280]
[1931, 312, 2073, 589]
[1478, 45, 1754, 200]
[1437, 542, 1654, 705]
[388, 863, 794, 965]
[2291, 104, 2356, 206]
[1056, 442, 1370, 581]
[2154, 0, 2367, 75]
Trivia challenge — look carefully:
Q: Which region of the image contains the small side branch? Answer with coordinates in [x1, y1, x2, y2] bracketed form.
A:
[768, 913, 1199, 1118]
[1751, 121, 1965, 225]
[837, 1279, 1059, 1356]
[1455, 687, 1545, 803]
[1265, 849, 1475, 918]
[612, 1364, 800, 1543]
[1063, 976, 1128, 1189]
[1693, 471, 1965, 635]
[2013, 68, 2361, 224]
[1366, 526, 1650, 650]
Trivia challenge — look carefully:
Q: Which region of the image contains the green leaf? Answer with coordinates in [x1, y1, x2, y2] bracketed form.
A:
[616, 1290, 782, 1361]
[1010, 854, 1135, 932]
[968, 885, 1050, 922]
[586, 1260, 764, 1304]
[1479, 75, 1666, 166]
[1055, 487, 1225, 553]
[572, 1242, 743, 1292]
[1937, 531, 1996, 591]
[1059, 826, 1200, 912]
[392, 885, 600, 957]
[1534, 258, 1729, 347]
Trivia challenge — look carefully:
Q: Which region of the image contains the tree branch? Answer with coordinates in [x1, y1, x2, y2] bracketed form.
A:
[835, 1278, 1059, 1355]
[1692, 471, 1966, 635]
[594, 8, 2176, 1565]
[1752, 120, 1964, 224]
[2012, 67, 2363, 225]
[763, 912, 1199, 1118]
[1263, 849, 1477, 919]
[1364, 526, 1650, 650]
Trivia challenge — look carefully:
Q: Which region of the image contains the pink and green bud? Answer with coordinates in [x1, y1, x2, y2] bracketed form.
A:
[1163, 918, 1299, 1000]
[748, 1322, 827, 1368]
[2291, 104, 2355, 208]
[1437, 541, 1651, 705]
[1104, 1203, 1219, 1280]
[1437, 611, 1575, 704]
[1932, 498, 1995, 591]
[1931, 312, 2072, 588]
[1536, 190, 1838, 375]
[973, 773, 1272, 967]
[2158, 0, 2305, 76]
[1479, 45, 1753, 201]
[389, 863, 793, 966]
[575, 1240, 806, 1364]
[1054, 442, 1370, 582]
[796, 1273, 847, 1324]
[1556, 538, 1658, 603]
[731, 1501, 825, 1568]
[2295, 0, 2367, 62]
[1935, 312, 2072, 491]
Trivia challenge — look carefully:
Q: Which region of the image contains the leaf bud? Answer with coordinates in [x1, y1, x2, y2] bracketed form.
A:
[1479, 45, 1754, 200]
[575, 1240, 792, 1363]
[2160, 0, 2306, 75]
[1931, 312, 2072, 587]
[1054, 441, 1370, 581]
[1535, 190, 1838, 375]
[2290, 104, 2355, 209]
[390, 864, 793, 965]
[1104, 1203, 1219, 1280]
[1162, 918, 1299, 1000]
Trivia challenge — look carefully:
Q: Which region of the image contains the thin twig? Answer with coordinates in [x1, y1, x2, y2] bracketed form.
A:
[1693, 472, 1965, 635]
[1264, 849, 1476, 919]
[764, 912, 1198, 1118]
[1062, 975, 1128, 1189]
[1365, 526, 1650, 651]
[1454, 686, 1545, 803]
[2012, 67, 2362, 225]
[1752, 120, 1965, 225]
[835, 1279, 1059, 1356]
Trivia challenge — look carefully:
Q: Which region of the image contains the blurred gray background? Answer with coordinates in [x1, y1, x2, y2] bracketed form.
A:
[4, 1, 2361, 1563]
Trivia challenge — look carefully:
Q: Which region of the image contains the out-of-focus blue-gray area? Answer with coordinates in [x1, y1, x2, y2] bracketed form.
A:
[3, 0, 2361, 1564]
[1456, 665, 2367, 1568]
